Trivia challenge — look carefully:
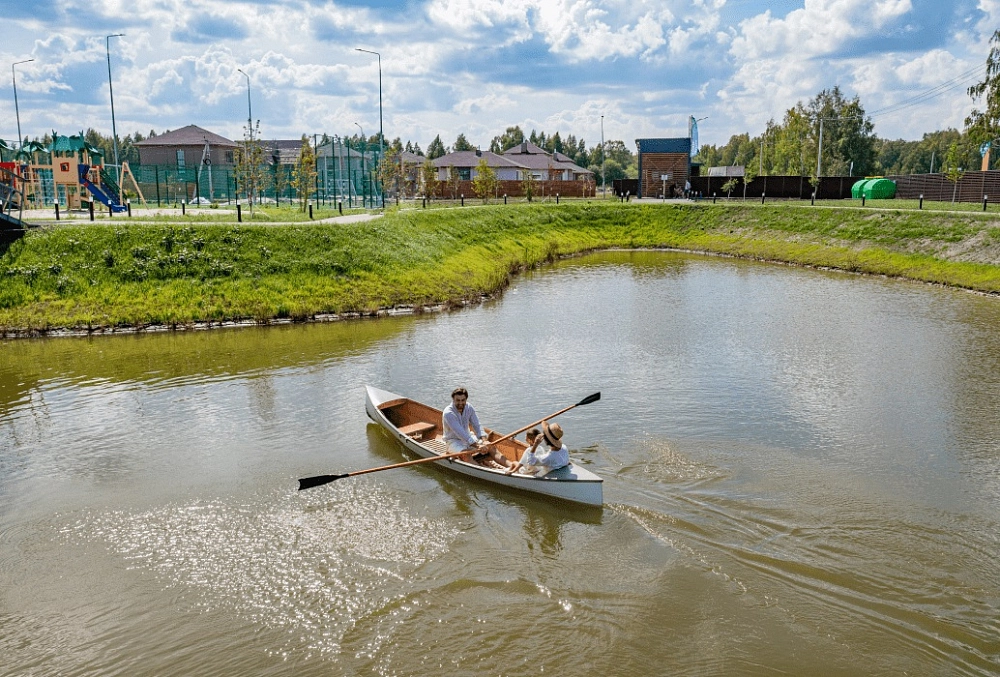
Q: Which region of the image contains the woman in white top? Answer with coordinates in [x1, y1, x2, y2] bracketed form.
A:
[506, 421, 569, 477]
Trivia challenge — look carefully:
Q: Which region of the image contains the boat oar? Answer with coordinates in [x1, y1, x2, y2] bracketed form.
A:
[297, 391, 600, 491]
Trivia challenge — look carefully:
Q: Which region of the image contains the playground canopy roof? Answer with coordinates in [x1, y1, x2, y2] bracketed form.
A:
[46, 134, 104, 160]
[135, 125, 237, 148]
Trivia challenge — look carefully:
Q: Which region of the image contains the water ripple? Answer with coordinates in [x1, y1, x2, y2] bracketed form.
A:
[59, 483, 460, 659]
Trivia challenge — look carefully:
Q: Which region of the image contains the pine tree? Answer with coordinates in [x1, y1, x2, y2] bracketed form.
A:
[427, 135, 447, 159]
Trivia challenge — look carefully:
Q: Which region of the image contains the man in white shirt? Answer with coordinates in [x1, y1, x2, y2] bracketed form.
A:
[506, 421, 569, 477]
[442, 387, 511, 468]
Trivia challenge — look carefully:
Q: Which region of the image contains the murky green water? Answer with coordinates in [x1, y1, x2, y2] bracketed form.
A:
[2, 251, 999, 676]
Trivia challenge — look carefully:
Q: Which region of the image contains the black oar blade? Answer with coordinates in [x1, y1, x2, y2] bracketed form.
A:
[298, 474, 349, 491]
[577, 392, 601, 406]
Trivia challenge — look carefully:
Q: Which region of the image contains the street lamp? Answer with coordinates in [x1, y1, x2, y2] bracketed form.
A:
[236, 68, 252, 142]
[355, 48, 384, 208]
[106, 33, 124, 204]
[600, 115, 605, 199]
[12, 58, 34, 151]
[236, 68, 253, 210]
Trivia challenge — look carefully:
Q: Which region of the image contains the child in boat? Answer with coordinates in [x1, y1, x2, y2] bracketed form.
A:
[506, 422, 569, 477]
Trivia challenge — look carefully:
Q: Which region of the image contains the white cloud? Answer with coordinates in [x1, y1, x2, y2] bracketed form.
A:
[0, 0, 992, 149]
[426, 0, 673, 61]
[731, 0, 914, 61]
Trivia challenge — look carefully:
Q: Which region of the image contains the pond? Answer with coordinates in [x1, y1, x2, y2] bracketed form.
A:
[1, 250, 998, 676]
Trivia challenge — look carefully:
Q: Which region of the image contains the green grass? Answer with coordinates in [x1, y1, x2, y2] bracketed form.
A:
[3, 202, 1000, 334]
[29, 204, 370, 225]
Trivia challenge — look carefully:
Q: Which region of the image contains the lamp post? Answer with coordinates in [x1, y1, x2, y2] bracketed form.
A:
[355, 48, 384, 208]
[106, 34, 124, 204]
[236, 68, 252, 142]
[355, 122, 366, 208]
[12, 58, 34, 151]
[691, 116, 707, 196]
[236, 68, 253, 209]
[600, 115, 605, 199]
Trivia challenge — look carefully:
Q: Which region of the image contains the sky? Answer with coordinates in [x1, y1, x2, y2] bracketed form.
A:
[2, 0, 998, 152]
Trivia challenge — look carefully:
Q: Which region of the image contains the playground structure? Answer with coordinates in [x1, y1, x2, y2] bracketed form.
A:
[8, 133, 140, 212]
[0, 164, 31, 236]
[5, 129, 387, 211]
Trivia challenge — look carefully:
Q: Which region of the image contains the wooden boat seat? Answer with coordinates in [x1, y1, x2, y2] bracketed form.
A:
[398, 421, 436, 440]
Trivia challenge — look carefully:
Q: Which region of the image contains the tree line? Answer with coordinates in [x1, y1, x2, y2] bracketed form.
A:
[695, 87, 982, 179]
[698, 28, 1000, 181]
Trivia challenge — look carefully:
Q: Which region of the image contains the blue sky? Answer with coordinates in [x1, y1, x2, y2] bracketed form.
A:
[2, 0, 997, 151]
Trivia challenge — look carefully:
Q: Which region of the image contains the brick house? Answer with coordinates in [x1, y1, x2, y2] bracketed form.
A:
[636, 138, 692, 198]
[135, 125, 237, 169]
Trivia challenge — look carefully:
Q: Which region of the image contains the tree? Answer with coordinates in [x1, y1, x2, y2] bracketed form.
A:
[471, 158, 498, 203]
[694, 88, 875, 178]
[521, 170, 538, 202]
[427, 135, 448, 159]
[874, 129, 973, 175]
[801, 87, 876, 177]
[445, 165, 460, 198]
[292, 134, 317, 211]
[591, 158, 626, 186]
[943, 141, 966, 203]
[721, 178, 737, 199]
[453, 133, 474, 151]
[489, 125, 525, 153]
[550, 131, 563, 154]
[742, 161, 758, 201]
[377, 148, 403, 204]
[420, 158, 439, 199]
[273, 162, 289, 204]
[234, 120, 270, 217]
[966, 29, 1000, 144]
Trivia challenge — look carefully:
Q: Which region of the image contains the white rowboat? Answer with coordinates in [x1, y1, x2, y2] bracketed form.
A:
[365, 386, 603, 506]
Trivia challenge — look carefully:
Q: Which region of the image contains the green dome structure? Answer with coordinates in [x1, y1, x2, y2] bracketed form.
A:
[852, 178, 896, 200]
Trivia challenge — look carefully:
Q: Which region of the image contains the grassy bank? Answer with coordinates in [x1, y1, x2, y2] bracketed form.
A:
[3, 202, 1000, 334]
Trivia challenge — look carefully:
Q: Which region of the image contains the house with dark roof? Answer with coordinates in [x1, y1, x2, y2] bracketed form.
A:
[134, 125, 237, 168]
[431, 149, 528, 181]
[501, 141, 593, 181]
[267, 139, 305, 165]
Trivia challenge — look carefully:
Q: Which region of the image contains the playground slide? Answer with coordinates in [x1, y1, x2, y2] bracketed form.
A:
[78, 164, 127, 212]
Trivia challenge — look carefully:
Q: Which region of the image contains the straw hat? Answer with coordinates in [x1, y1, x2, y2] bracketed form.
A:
[542, 421, 564, 447]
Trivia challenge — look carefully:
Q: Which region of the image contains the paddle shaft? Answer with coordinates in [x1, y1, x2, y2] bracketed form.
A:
[297, 392, 600, 490]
